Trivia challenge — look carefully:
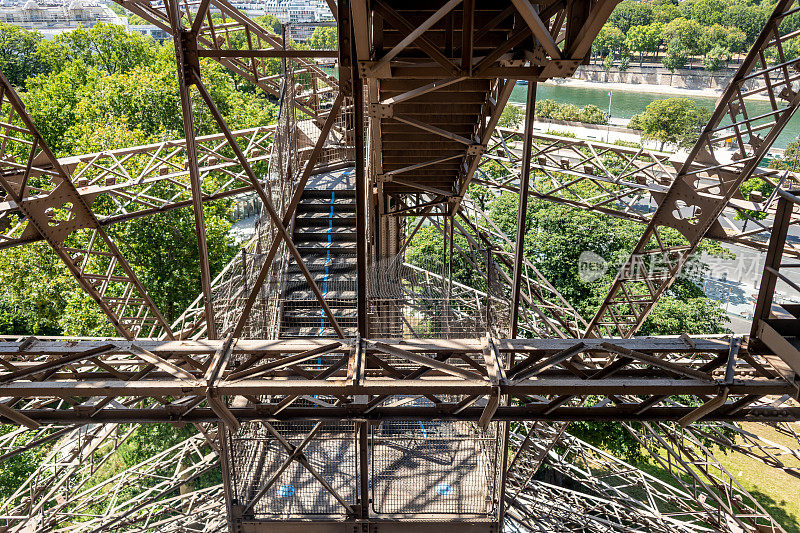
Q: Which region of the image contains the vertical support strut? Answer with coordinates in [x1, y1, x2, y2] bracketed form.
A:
[342, 0, 368, 337]
[510, 82, 537, 339]
[168, 0, 217, 339]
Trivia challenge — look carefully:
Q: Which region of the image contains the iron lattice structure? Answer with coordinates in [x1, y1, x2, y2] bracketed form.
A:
[0, 0, 800, 532]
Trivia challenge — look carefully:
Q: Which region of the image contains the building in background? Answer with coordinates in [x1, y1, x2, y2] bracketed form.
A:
[0, 0, 123, 38]
[229, 0, 332, 41]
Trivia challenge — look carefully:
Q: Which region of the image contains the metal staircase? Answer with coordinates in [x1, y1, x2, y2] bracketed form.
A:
[280, 173, 359, 338]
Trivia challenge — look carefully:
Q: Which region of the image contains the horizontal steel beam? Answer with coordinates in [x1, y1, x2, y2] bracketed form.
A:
[0, 336, 795, 426]
[12, 406, 799, 424]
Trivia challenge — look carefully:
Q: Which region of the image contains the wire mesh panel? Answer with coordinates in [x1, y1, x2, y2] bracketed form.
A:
[368, 258, 509, 339]
[371, 417, 501, 516]
[171, 66, 354, 340]
[228, 421, 358, 518]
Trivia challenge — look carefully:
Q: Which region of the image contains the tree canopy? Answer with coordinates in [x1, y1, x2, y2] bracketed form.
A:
[629, 98, 711, 149]
[0, 23, 278, 335]
[0, 22, 49, 87]
[594, 0, 786, 69]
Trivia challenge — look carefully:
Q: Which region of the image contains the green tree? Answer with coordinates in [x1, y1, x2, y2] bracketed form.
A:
[619, 50, 631, 71]
[603, 51, 615, 71]
[0, 426, 54, 499]
[703, 45, 730, 71]
[736, 176, 774, 222]
[499, 104, 524, 129]
[689, 0, 726, 26]
[1, 24, 279, 335]
[577, 104, 607, 125]
[663, 17, 703, 55]
[721, 3, 767, 43]
[624, 23, 663, 66]
[654, 2, 681, 24]
[255, 14, 283, 34]
[725, 26, 747, 54]
[629, 98, 711, 150]
[37, 22, 158, 75]
[308, 26, 337, 50]
[0, 23, 48, 86]
[701, 24, 729, 55]
[592, 24, 625, 61]
[662, 38, 691, 72]
[486, 189, 729, 324]
[609, 0, 654, 34]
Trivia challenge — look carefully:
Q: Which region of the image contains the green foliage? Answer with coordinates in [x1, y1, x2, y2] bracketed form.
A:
[662, 38, 690, 71]
[37, 23, 158, 75]
[736, 177, 775, 221]
[688, 0, 727, 27]
[109, 206, 236, 324]
[603, 51, 615, 71]
[619, 51, 631, 71]
[609, 0, 654, 33]
[641, 297, 731, 335]
[127, 14, 150, 25]
[545, 129, 577, 138]
[0, 244, 79, 335]
[702, 23, 746, 55]
[663, 17, 704, 54]
[0, 426, 53, 499]
[498, 104, 524, 129]
[578, 104, 607, 125]
[625, 23, 663, 65]
[629, 98, 711, 149]
[0, 24, 276, 336]
[703, 45, 730, 71]
[592, 24, 626, 58]
[720, 2, 768, 43]
[0, 22, 49, 87]
[773, 137, 800, 172]
[255, 14, 283, 34]
[308, 26, 337, 50]
[600, 0, 772, 66]
[485, 189, 729, 323]
[654, 2, 681, 24]
[535, 99, 608, 125]
[406, 225, 487, 292]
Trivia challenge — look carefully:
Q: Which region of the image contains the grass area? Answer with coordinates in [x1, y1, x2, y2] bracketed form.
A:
[625, 423, 800, 533]
[712, 423, 800, 532]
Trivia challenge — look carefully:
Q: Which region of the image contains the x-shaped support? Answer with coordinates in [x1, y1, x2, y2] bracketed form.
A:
[243, 421, 355, 515]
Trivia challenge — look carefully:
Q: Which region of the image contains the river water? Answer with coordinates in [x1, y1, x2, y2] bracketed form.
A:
[509, 82, 800, 150]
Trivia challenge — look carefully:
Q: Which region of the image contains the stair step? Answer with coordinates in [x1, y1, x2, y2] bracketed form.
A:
[285, 271, 356, 282]
[297, 243, 357, 253]
[283, 310, 358, 327]
[287, 258, 356, 272]
[286, 268, 356, 279]
[282, 299, 357, 310]
[293, 232, 357, 244]
[296, 204, 356, 215]
[302, 189, 356, 199]
[284, 282, 356, 296]
[294, 225, 357, 236]
[295, 212, 357, 224]
[285, 289, 357, 300]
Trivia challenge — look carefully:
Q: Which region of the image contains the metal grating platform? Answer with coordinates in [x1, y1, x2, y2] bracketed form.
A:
[371, 420, 500, 516]
[226, 419, 501, 524]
